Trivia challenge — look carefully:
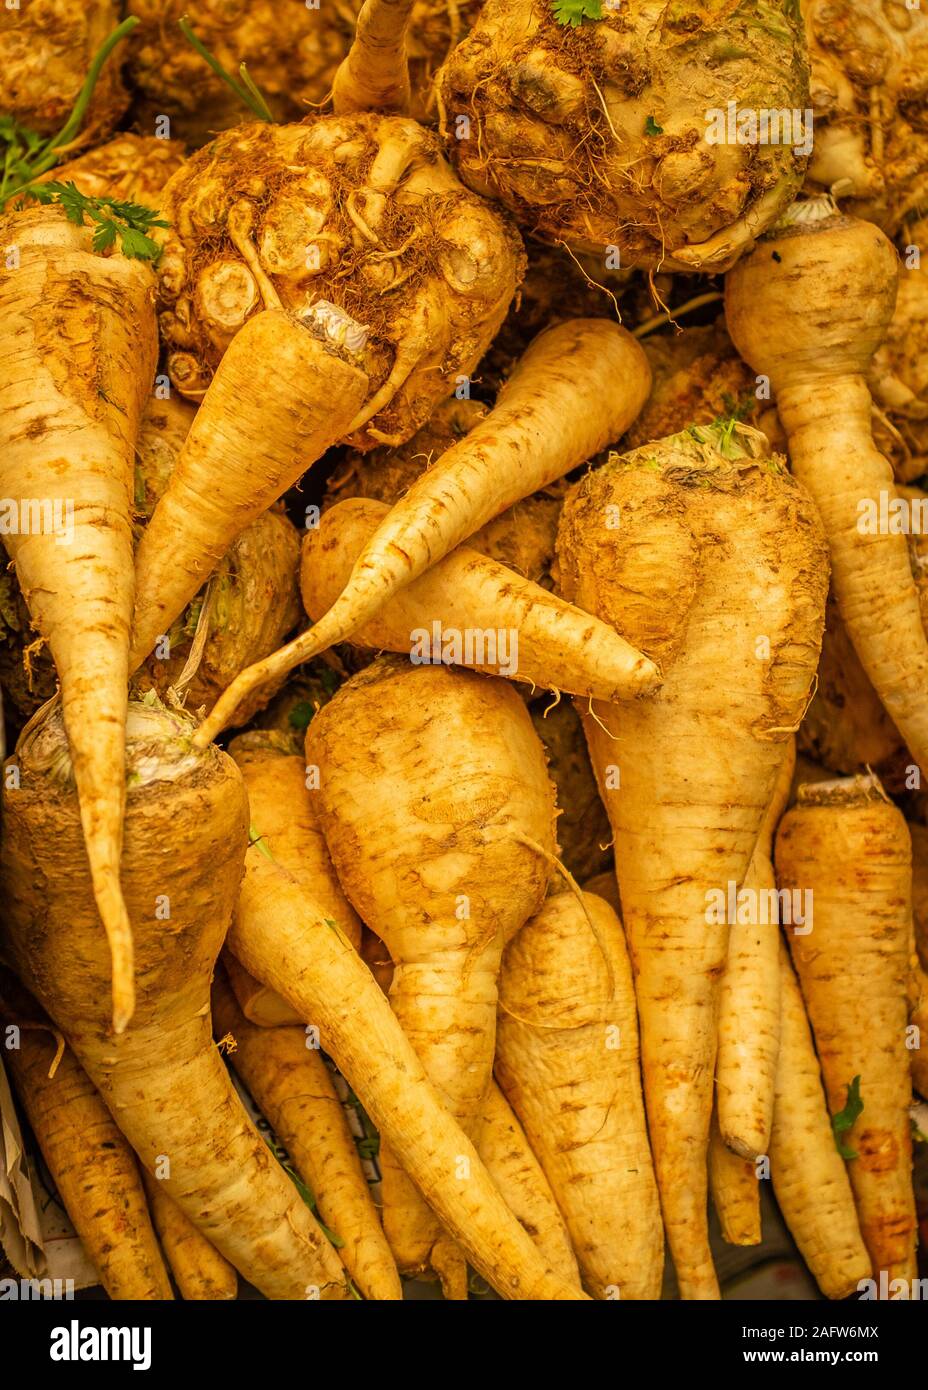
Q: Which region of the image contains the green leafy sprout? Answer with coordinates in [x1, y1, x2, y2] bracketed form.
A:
[179, 15, 275, 123]
[26, 181, 168, 261]
[831, 1076, 864, 1160]
[552, 0, 604, 27]
[0, 17, 139, 210]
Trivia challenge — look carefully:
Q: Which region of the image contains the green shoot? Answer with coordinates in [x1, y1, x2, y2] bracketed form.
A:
[0, 17, 139, 209]
[178, 16, 275, 123]
[26, 181, 167, 261]
[248, 824, 275, 863]
[832, 1076, 864, 1161]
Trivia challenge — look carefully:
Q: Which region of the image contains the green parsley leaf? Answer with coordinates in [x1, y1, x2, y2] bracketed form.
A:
[645, 115, 664, 136]
[23, 181, 168, 261]
[552, 0, 603, 27]
[832, 1076, 864, 1160]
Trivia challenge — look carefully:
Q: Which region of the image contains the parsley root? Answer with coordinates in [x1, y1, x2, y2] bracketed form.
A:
[559, 422, 828, 1299]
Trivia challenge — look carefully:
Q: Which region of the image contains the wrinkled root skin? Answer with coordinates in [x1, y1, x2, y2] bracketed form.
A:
[157, 115, 524, 449]
[558, 426, 828, 1299]
[438, 0, 809, 270]
[0, 0, 128, 139]
[803, 0, 928, 234]
[306, 657, 556, 1282]
[777, 783, 918, 1283]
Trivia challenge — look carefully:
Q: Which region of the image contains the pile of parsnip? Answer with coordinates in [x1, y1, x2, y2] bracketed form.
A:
[0, 0, 926, 1304]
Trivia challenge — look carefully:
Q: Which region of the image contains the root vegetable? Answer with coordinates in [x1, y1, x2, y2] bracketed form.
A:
[301, 497, 659, 702]
[155, 116, 523, 445]
[196, 318, 651, 743]
[708, 1113, 761, 1248]
[0, 972, 173, 1301]
[775, 776, 918, 1283]
[229, 733, 363, 956]
[726, 197, 928, 778]
[333, 0, 417, 116]
[437, 0, 809, 271]
[1, 697, 350, 1300]
[212, 965, 401, 1302]
[126, 1, 483, 145]
[496, 891, 663, 1300]
[0, 394, 302, 726]
[306, 658, 557, 1288]
[799, 484, 928, 790]
[221, 950, 302, 1030]
[623, 319, 770, 453]
[716, 743, 795, 1161]
[0, 206, 158, 1031]
[580, 871, 621, 919]
[129, 395, 303, 719]
[803, 0, 928, 234]
[327, 396, 487, 503]
[770, 942, 872, 1300]
[907, 957, 928, 1103]
[558, 422, 828, 1299]
[476, 1082, 580, 1289]
[129, 308, 368, 673]
[798, 593, 907, 786]
[326, 396, 563, 590]
[0, 0, 128, 139]
[226, 730, 587, 1300]
[870, 219, 928, 483]
[36, 133, 187, 210]
[141, 1173, 238, 1301]
[354, 919, 579, 1283]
